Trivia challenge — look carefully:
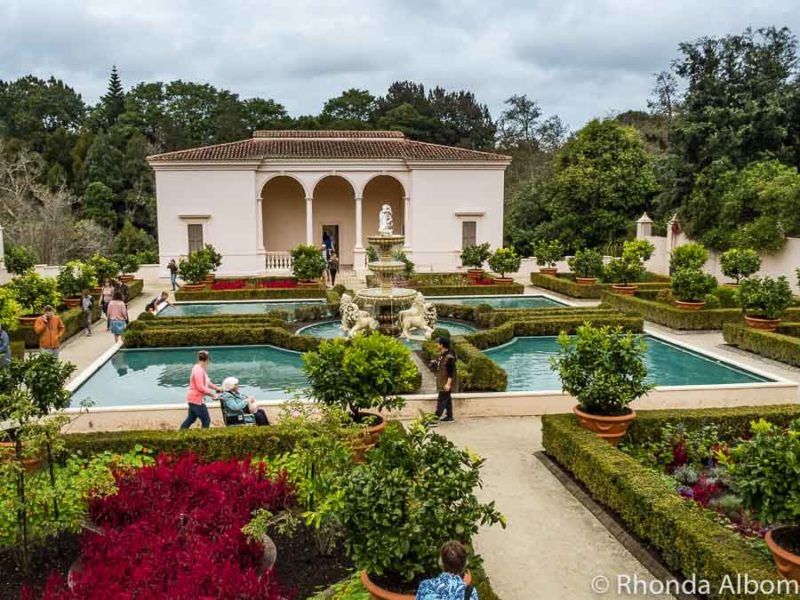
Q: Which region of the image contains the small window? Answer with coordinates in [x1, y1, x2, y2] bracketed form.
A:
[188, 224, 204, 254]
[462, 221, 477, 249]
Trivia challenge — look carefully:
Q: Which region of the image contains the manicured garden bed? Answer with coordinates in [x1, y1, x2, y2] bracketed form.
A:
[367, 272, 524, 295]
[542, 406, 800, 599]
[602, 290, 800, 331]
[10, 280, 144, 348]
[175, 277, 327, 301]
[723, 322, 800, 368]
[531, 271, 670, 298]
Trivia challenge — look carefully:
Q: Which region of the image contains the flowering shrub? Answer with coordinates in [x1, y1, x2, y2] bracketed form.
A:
[469, 277, 499, 286]
[259, 278, 299, 289]
[30, 453, 293, 599]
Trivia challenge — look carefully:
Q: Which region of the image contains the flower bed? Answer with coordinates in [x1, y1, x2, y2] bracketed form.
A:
[542, 406, 800, 600]
[176, 277, 324, 301]
[723, 323, 800, 368]
[531, 272, 670, 299]
[366, 272, 524, 296]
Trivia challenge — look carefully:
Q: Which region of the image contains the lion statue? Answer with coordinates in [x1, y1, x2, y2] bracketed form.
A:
[348, 313, 379, 337]
[340, 293, 360, 331]
[399, 293, 435, 339]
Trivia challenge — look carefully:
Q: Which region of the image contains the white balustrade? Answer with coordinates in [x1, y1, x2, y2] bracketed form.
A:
[265, 252, 293, 272]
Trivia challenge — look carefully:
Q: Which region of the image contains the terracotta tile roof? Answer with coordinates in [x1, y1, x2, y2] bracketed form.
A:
[147, 130, 510, 163]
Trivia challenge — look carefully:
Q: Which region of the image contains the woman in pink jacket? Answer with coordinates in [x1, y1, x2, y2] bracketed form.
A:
[180, 350, 222, 429]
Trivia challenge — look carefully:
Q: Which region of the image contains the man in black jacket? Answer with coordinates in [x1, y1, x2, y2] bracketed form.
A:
[433, 336, 457, 422]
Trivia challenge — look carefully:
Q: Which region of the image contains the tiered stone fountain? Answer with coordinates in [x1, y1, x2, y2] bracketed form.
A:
[340, 205, 437, 338]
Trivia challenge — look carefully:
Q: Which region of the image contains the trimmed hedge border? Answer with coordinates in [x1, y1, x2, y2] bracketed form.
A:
[723, 323, 800, 368]
[11, 279, 144, 348]
[411, 283, 524, 296]
[542, 407, 800, 600]
[124, 324, 322, 352]
[62, 420, 406, 460]
[531, 272, 670, 299]
[421, 336, 507, 392]
[175, 286, 327, 301]
[601, 291, 800, 331]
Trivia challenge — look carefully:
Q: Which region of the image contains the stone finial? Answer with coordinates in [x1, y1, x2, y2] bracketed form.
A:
[636, 213, 653, 238]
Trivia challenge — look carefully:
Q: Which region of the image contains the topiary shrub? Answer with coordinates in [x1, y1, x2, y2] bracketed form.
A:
[669, 243, 708, 272]
[460, 243, 491, 269]
[739, 276, 793, 320]
[568, 249, 604, 278]
[487, 247, 521, 278]
[603, 239, 655, 285]
[177, 251, 212, 285]
[533, 239, 565, 268]
[671, 268, 717, 303]
[720, 248, 761, 284]
[291, 244, 327, 281]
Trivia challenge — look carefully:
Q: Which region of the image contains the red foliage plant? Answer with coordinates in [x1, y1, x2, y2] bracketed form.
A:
[211, 279, 248, 290]
[258, 279, 298, 289]
[470, 277, 499, 286]
[27, 453, 294, 600]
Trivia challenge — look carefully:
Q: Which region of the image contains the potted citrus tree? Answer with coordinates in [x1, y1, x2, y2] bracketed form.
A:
[720, 248, 761, 286]
[116, 254, 140, 283]
[57, 261, 97, 308]
[87, 254, 120, 291]
[0, 288, 22, 335]
[603, 239, 655, 295]
[460, 243, 491, 280]
[728, 419, 800, 583]
[739, 275, 793, 331]
[200, 244, 222, 282]
[303, 335, 417, 446]
[7, 272, 61, 326]
[340, 419, 506, 599]
[177, 250, 212, 291]
[670, 268, 717, 310]
[533, 239, 564, 276]
[4, 243, 37, 276]
[487, 247, 521, 284]
[550, 323, 654, 445]
[668, 242, 708, 273]
[291, 244, 327, 286]
[568, 249, 604, 285]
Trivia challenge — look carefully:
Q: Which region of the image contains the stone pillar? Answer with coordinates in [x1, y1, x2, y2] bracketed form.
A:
[403, 195, 411, 249]
[305, 197, 314, 245]
[355, 196, 363, 249]
[256, 197, 265, 252]
[0, 225, 6, 277]
[636, 213, 653, 239]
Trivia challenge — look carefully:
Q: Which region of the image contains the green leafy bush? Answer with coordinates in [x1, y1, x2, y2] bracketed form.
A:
[720, 248, 761, 284]
[459, 242, 491, 269]
[87, 253, 120, 283]
[116, 253, 141, 276]
[177, 250, 212, 285]
[568, 249, 604, 278]
[4, 244, 37, 275]
[365, 246, 379, 263]
[739, 275, 793, 320]
[339, 419, 505, 584]
[392, 250, 415, 277]
[723, 324, 800, 368]
[200, 244, 223, 272]
[669, 243, 708, 272]
[487, 247, 521, 277]
[670, 268, 717, 302]
[728, 419, 800, 525]
[303, 335, 417, 421]
[603, 239, 655, 285]
[550, 323, 653, 416]
[56, 260, 97, 298]
[530, 272, 670, 299]
[7, 272, 61, 315]
[533, 239, 565, 267]
[711, 285, 739, 308]
[0, 288, 22, 331]
[291, 244, 327, 281]
[123, 324, 320, 352]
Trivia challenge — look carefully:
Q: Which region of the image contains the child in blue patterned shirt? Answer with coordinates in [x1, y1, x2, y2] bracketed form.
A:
[416, 541, 477, 600]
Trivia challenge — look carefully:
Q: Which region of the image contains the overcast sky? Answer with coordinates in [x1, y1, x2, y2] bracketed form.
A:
[2, 0, 799, 130]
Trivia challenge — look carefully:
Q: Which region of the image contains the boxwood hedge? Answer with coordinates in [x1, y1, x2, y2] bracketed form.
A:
[723, 323, 800, 368]
[175, 286, 327, 301]
[421, 337, 507, 392]
[531, 272, 670, 299]
[124, 324, 321, 352]
[542, 409, 800, 600]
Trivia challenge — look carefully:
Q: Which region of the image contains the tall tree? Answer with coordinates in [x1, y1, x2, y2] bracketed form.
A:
[320, 89, 376, 127]
[100, 65, 125, 129]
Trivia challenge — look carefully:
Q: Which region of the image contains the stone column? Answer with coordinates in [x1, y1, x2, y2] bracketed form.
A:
[305, 196, 314, 245]
[403, 195, 411, 248]
[355, 196, 363, 249]
[256, 196, 265, 252]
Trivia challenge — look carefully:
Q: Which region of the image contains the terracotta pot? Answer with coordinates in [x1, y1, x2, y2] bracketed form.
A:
[298, 280, 320, 288]
[612, 284, 637, 296]
[0, 442, 43, 471]
[744, 315, 780, 332]
[467, 268, 484, 281]
[493, 277, 514, 284]
[674, 300, 706, 311]
[18, 315, 40, 326]
[575, 277, 598, 286]
[64, 297, 81, 309]
[118, 274, 135, 283]
[538, 267, 558, 276]
[181, 283, 207, 292]
[766, 527, 800, 583]
[360, 570, 472, 600]
[573, 405, 637, 446]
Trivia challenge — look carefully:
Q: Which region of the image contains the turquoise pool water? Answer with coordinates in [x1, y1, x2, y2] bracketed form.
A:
[159, 300, 326, 317]
[71, 346, 306, 407]
[431, 295, 565, 308]
[297, 319, 477, 347]
[485, 335, 772, 392]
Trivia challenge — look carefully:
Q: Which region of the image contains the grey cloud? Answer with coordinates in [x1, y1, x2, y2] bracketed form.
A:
[1, 0, 799, 128]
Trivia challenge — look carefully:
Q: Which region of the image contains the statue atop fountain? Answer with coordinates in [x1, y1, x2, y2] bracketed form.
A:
[349, 203, 437, 338]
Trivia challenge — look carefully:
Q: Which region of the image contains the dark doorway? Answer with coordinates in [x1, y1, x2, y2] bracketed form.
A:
[322, 225, 339, 258]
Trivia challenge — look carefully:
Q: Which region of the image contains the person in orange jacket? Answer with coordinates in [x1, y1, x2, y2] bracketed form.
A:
[33, 305, 66, 358]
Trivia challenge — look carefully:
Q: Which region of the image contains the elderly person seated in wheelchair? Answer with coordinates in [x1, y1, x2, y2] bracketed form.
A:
[219, 377, 269, 426]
